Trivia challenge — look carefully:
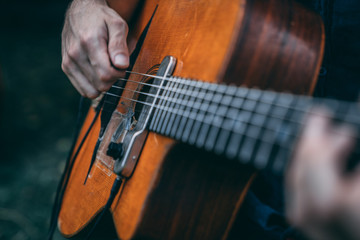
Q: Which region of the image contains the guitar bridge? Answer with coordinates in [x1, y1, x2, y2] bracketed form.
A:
[113, 56, 177, 177]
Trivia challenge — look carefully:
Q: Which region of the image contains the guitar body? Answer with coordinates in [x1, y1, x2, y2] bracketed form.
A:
[58, 0, 324, 239]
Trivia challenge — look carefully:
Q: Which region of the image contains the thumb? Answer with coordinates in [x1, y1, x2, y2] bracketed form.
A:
[107, 17, 130, 70]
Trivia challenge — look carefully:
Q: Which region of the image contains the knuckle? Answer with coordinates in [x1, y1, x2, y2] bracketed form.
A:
[61, 58, 70, 73]
[80, 33, 97, 47]
[79, 91, 87, 98]
[98, 72, 113, 82]
[121, 21, 129, 34]
[109, 38, 127, 49]
[67, 46, 81, 60]
[112, 18, 128, 33]
[97, 83, 111, 92]
[86, 90, 100, 99]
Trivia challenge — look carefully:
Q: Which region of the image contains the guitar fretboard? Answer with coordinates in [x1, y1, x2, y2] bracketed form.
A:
[147, 77, 360, 174]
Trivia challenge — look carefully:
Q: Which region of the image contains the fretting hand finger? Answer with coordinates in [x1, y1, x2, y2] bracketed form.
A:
[62, 56, 100, 99]
[286, 109, 356, 240]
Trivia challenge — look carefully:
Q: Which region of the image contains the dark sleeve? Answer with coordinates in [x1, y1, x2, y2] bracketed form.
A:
[313, 0, 360, 101]
[296, 0, 315, 9]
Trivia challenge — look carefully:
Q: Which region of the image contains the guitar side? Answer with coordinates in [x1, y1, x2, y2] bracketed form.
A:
[58, 0, 324, 239]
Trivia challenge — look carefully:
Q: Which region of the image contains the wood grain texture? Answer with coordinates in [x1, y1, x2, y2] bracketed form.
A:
[58, 0, 324, 239]
[222, 0, 324, 94]
[58, 108, 118, 237]
[109, 0, 247, 238]
[131, 145, 255, 240]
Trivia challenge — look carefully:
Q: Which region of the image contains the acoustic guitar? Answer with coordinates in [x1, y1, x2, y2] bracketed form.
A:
[53, 0, 359, 239]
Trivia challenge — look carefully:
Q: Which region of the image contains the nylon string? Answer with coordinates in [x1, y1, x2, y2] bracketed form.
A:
[117, 71, 359, 125]
[104, 71, 359, 143]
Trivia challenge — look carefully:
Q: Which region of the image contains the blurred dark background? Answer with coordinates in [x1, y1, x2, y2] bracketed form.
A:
[0, 0, 79, 239]
[0, 0, 359, 239]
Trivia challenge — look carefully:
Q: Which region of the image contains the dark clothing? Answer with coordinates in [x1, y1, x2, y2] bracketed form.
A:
[313, 0, 360, 101]
[231, 1, 360, 239]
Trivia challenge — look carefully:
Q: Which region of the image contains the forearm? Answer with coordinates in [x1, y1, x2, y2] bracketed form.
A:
[66, 0, 140, 23]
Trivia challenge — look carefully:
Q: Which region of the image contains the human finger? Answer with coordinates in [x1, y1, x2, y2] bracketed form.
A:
[83, 36, 125, 91]
[329, 124, 355, 167]
[62, 56, 99, 98]
[286, 111, 332, 223]
[105, 10, 129, 69]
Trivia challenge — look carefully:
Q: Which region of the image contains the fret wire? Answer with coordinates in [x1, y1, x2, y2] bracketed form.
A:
[194, 83, 219, 148]
[159, 102, 293, 150]
[125, 70, 292, 110]
[172, 79, 194, 140]
[115, 74, 360, 126]
[110, 81, 360, 127]
[188, 81, 211, 145]
[271, 97, 303, 172]
[107, 92, 360, 144]
[262, 94, 296, 170]
[213, 86, 240, 155]
[170, 77, 190, 137]
[237, 90, 263, 164]
[112, 77, 315, 117]
[168, 78, 191, 138]
[100, 73, 360, 174]
[112, 77, 308, 116]
[107, 91, 301, 137]
[248, 93, 275, 168]
[110, 95, 360, 172]
[203, 85, 229, 151]
[108, 82, 360, 144]
[108, 86, 309, 127]
[163, 77, 184, 136]
[163, 78, 181, 137]
[148, 95, 160, 130]
[189, 82, 215, 146]
[224, 88, 251, 160]
[255, 114, 283, 168]
[147, 75, 164, 130]
[165, 78, 186, 135]
[151, 75, 174, 131]
[159, 77, 181, 135]
[179, 79, 203, 142]
[175, 79, 200, 141]
[126, 93, 358, 143]
[235, 89, 265, 164]
[118, 74, 348, 120]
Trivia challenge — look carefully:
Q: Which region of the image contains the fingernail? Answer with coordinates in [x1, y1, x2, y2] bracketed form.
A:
[114, 54, 128, 67]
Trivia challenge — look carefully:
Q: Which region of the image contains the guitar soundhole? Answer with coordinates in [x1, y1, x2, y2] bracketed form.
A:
[132, 64, 160, 122]
[134, 77, 155, 121]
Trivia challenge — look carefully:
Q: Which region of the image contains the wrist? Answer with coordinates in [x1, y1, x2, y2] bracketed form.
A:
[69, 0, 107, 13]
[107, 0, 140, 23]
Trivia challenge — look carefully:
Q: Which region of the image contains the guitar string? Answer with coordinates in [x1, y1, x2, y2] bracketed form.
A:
[96, 73, 358, 169]
[104, 93, 298, 167]
[106, 92, 360, 145]
[106, 87, 360, 148]
[103, 76, 359, 166]
[103, 72, 359, 147]
[106, 91, 300, 133]
[108, 78, 359, 127]
[108, 92, 299, 156]
[106, 86, 307, 126]
[114, 74, 313, 114]
[113, 92, 360, 159]
[112, 72, 359, 125]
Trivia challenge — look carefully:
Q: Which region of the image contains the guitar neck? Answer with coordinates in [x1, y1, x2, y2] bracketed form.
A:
[148, 77, 360, 174]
